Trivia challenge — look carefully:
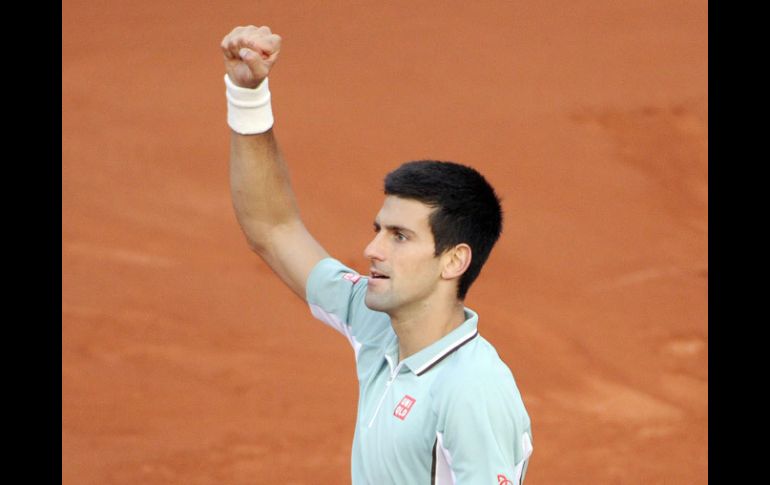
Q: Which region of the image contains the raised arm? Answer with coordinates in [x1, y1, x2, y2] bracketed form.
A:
[221, 25, 329, 300]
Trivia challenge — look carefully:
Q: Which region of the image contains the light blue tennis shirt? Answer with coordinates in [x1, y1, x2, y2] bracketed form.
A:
[306, 257, 533, 485]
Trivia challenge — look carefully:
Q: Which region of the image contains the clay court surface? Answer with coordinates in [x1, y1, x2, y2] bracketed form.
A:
[62, 1, 707, 483]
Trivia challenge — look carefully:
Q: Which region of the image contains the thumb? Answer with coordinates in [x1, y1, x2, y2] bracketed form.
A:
[239, 47, 259, 60]
[238, 47, 269, 78]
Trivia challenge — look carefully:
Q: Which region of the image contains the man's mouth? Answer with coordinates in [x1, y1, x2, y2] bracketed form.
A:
[370, 269, 390, 279]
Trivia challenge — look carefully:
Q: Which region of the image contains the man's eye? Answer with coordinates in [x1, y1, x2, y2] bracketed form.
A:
[395, 233, 407, 241]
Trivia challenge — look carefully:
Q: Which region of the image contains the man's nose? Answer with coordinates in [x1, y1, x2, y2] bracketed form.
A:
[364, 232, 385, 261]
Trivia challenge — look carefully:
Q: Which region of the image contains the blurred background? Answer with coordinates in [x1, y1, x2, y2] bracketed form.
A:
[62, 1, 707, 483]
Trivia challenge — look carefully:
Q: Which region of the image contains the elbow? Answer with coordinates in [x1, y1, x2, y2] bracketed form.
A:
[244, 233, 269, 256]
[235, 217, 274, 255]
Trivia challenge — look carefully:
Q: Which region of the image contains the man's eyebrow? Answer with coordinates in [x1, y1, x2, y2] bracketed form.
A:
[373, 220, 416, 236]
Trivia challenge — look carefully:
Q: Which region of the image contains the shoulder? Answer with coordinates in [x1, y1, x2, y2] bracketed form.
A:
[305, 256, 370, 316]
[306, 257, 367, 293]
[438, 336, 515, 392]
[464, 336, 513, 376]
[430, 336, 528, 418]
[305, 257, 394, 347]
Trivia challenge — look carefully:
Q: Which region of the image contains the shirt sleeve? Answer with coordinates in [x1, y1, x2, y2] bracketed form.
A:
[305, 257, 392, 358]
[434, 369, 534, 485]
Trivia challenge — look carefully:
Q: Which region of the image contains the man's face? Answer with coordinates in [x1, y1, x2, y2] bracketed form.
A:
[364, 196, 444, 314]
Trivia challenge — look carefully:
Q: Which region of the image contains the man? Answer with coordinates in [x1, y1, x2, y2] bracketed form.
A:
[221, 24, 533, 485]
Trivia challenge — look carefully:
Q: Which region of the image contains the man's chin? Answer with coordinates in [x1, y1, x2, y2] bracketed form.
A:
[364, 294, 390, 313]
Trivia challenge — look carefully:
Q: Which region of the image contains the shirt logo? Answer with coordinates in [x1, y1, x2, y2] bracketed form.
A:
[497, 474, 514, 485]
[393, 395, 416, 420]
[343, 273, 361, 284]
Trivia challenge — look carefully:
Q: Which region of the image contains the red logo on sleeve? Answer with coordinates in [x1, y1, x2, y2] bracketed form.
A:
[497, 475, 514, 485]
[393, 395, 416, 420]
[343, 273, 361, 284]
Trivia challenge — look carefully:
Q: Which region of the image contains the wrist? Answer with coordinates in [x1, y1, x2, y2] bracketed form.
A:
[224, 74, 274, 134]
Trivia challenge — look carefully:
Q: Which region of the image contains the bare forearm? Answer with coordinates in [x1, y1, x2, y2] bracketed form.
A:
[221, 25, 329, 299]
[229, 129, 300, 250]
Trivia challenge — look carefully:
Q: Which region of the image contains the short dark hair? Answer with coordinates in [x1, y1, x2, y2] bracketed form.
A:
[383, 160, 503, 300]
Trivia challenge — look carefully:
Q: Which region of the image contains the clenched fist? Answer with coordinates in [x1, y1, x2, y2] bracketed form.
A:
[221, 25, 282, 89]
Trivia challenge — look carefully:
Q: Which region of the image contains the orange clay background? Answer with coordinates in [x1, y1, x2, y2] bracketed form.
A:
[62, 1, 707, 483]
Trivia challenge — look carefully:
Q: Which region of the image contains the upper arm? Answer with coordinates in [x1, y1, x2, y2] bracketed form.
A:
[254, 219, 330, 300]
[435, 373, 534, 484]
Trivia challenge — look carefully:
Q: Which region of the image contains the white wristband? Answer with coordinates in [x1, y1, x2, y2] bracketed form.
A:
[224, 74, 274, 134]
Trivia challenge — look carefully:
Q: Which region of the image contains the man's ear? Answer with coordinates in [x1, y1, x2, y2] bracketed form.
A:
[441, 244, 472, 280]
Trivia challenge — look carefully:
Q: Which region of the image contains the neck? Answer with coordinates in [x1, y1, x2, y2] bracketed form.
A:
[390, 297, 467, 362]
